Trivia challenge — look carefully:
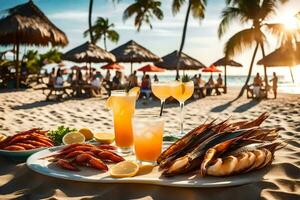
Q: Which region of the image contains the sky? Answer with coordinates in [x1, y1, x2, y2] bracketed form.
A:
[0, 0, 299, 79]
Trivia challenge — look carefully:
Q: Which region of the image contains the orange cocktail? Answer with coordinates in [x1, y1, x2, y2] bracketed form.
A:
[170, 81, 194, 135]
[133, 116, 164, 163]
[170, 81, 194, 102]
[107, 91, 136, 154]
[152, 82, 171, 116]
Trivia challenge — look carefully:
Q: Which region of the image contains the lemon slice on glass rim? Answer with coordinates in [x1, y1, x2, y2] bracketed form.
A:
[128, 87, 140, 98]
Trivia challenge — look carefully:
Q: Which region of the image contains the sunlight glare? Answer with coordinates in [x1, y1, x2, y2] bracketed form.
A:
[278, 15, 299, 31]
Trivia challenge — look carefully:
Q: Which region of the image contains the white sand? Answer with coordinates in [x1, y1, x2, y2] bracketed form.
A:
[0, 88, 299, 199]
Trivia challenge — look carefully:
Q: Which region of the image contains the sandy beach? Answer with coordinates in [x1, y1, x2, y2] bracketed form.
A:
[0, 88, 299, 199]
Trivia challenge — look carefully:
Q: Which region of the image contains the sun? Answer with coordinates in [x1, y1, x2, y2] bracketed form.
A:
[276, 14, 299, 31]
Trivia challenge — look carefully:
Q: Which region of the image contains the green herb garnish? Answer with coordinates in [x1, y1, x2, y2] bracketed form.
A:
[181, 74, 191, 82]
[48, 126, 77, 145]
[163, 135, 179, 142]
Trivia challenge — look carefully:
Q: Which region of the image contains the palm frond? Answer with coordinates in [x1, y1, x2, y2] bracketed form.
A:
[218, 7, 243, 38]
[190, 0, 207, 20]
[259, 0, 276, 20]
[123, 3, 140, 21]
[106, 30, 120, 43]
[172, 0, 186, 15]
[224, 28, 266, 58]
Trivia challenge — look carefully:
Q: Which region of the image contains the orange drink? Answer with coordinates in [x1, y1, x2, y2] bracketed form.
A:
[152, 82, 171, 116]
[170, 81, 194, 102]
[170, 81, 194, 135]
[133, 115, 164, 163]
[152, 82, 171, 101]
[106, 91, 136, 154]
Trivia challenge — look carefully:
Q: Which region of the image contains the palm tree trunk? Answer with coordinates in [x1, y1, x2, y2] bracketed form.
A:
[238, 42, 259, 97]
[88, 0, 94, 43]
[104, 35, 107, 51]
[16, 42, 20, 89]
[176, 1, 192, 80]
[260, 43, 268, 98]
[224, 65, 227, 93]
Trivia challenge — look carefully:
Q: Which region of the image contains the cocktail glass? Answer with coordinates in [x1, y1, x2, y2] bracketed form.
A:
[152, 82, 171, 116]
[132, 115, 164, 164]
[170, 81, 194, 135]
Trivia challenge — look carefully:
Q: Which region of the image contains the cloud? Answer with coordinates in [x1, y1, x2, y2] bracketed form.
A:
[48, 11, 88, 21]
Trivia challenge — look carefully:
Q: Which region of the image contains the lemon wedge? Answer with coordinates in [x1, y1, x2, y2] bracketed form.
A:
[62, 131, 85, 145]
[0, 133, 7, 142]
[94, 132, 115, 144]
[110, 161, 139, 178]
[105, 96, 114, 110]
[78, 128, 94, 140]
[128, 87, 140, 99]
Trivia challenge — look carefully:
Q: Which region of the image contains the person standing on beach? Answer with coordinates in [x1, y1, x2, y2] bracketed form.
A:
[128, 70, 138, 88]
[253, 73, 263, 98]
[270, 72, 278, 99]
[48, 68, 56, 87]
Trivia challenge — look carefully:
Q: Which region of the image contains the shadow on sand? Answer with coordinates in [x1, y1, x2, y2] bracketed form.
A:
[210, 96, 240, 113]
[11, 100, 65, 110]
[233, 99, 261, 113]
[211, 96, 261, 113]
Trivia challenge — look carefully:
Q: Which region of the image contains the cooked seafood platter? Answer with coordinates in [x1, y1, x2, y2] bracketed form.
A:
[26, 113, 285, 187]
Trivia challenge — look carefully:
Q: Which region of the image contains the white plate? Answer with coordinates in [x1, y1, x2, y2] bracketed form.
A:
[26, 143, 269, 188]
[0, 147, 46, 157]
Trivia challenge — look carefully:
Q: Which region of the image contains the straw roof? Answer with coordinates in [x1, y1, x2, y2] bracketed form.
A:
[213, 57, 242, 67]
[63, 42, 116, 63]
[0, 1, 68, 46]
[257, 43, 300, 67]
[110, 40, 161, 63]
[155, 50, 206, 70]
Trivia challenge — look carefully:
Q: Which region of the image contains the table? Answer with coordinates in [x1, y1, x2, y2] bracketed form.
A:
[0, 156, 297, 200]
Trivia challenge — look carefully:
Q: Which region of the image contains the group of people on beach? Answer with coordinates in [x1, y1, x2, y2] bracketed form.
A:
[46, 66, 279, 99]
[250, 72, 278, 99]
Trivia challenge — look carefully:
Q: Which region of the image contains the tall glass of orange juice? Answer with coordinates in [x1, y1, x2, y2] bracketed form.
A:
[132, 115, 164, 164]
[106, 90, 136, 155]
[170, 81, 194, 135]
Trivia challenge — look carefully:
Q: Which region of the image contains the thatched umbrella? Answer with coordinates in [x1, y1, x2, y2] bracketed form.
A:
[155, 50, 206, 73]
[257, 43, 300, 83]
[63, 42, 116, 76]
[0, 0, 68, 88]
[110, 40, 161, 73]
[213, 57, 242, 93]
[63, 42, 116, 63]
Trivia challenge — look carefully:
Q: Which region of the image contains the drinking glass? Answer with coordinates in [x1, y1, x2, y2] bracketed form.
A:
[108, 90, 136, 155]
[151, 82, 171, 116]
[132, 115, 164, 164]
[170, 81, 194, 135]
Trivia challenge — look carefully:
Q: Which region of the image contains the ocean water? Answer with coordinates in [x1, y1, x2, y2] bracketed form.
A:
[138, 74, 300, 94]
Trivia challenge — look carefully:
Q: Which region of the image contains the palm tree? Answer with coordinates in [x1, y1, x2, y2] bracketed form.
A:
[218, 0, 288, 97]
[84, 17, 120, 50]
[266, 11, 300, 47]
[172, 0, 207, 80]
[88, 0, 94, 43]
[123, 0, 164, 31]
